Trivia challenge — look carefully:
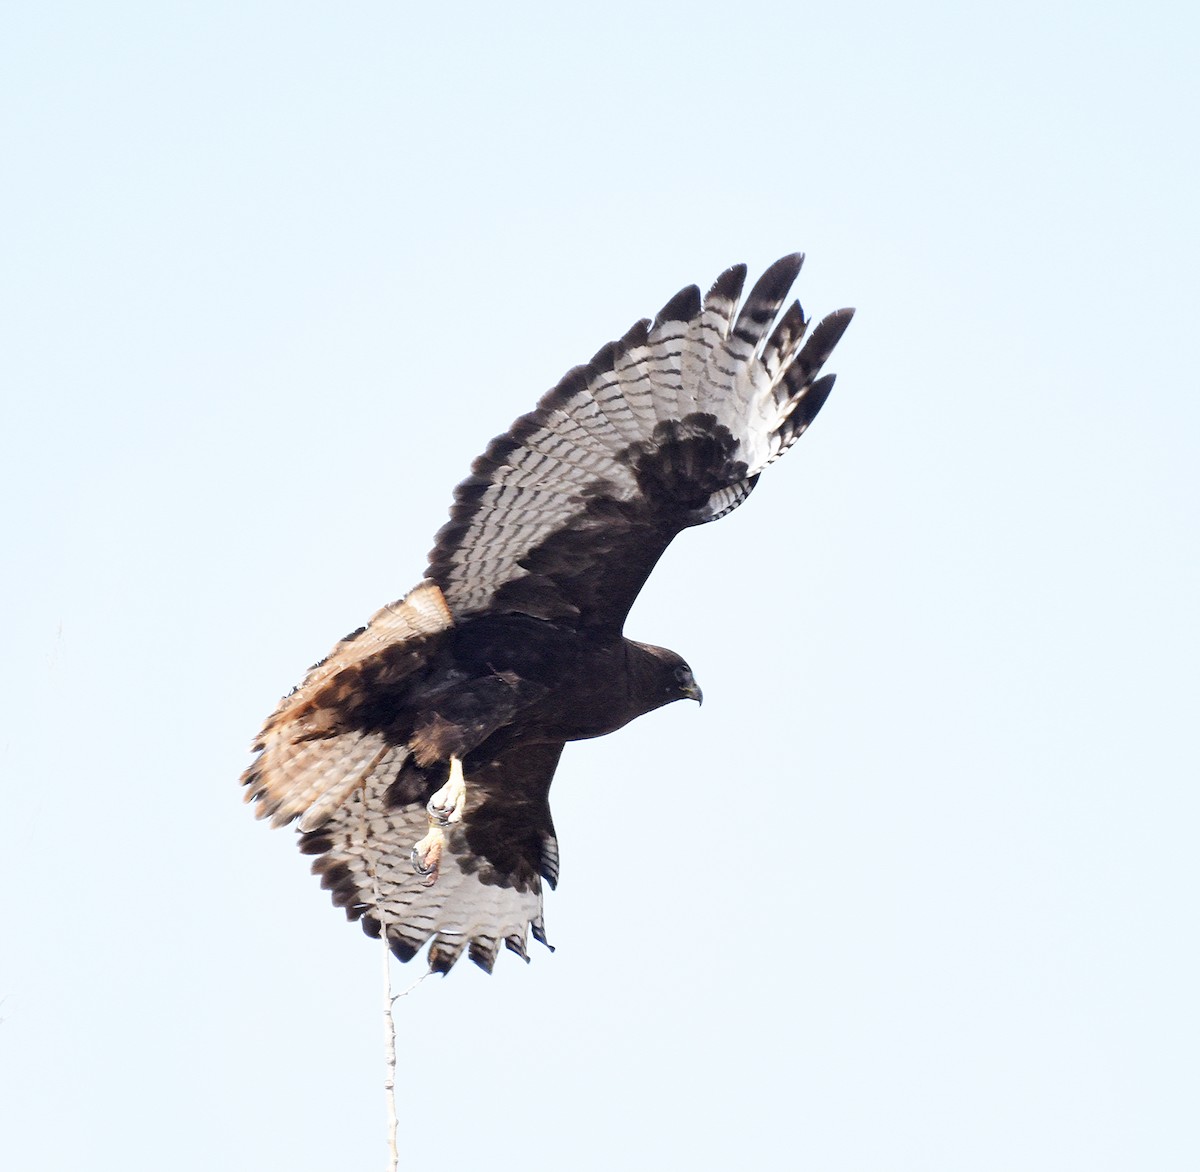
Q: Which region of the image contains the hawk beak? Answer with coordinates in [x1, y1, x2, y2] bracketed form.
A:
[684, 682, 703, 706]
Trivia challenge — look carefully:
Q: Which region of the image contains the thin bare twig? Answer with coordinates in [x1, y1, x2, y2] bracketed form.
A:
[382, 938, 400, 1172]
[382, 941, 432, 1172]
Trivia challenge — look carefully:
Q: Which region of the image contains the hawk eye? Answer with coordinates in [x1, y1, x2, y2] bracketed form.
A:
[674, 666, 691, 684]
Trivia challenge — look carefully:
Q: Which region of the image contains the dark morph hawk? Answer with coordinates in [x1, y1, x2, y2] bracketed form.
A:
[243, 255, 853, 973]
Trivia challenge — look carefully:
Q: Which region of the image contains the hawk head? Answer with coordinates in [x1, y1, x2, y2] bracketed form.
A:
[627, 641, 703, 712]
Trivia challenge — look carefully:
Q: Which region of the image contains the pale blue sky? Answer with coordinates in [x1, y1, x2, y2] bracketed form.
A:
[3, 2, 1198, 1169]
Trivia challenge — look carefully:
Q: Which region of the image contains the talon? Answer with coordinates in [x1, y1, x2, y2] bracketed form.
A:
[411, 827, 444, 886]
[427, 755, 467, 825]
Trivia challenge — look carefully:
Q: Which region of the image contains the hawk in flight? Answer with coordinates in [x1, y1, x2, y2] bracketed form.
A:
[243, 254, 853, 972]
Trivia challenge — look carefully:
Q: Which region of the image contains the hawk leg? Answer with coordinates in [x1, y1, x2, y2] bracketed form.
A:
[411, 756, 467, 887]
[428, 755, 467, 825]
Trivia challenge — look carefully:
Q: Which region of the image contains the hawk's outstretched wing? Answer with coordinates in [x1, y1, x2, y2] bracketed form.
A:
[298, 738, 564, 973]
[426, 254, 853, 633]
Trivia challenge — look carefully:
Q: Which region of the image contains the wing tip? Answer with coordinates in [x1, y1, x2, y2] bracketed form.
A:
[707, 262, 748, 305]
[759, 251, 806, 288]
[653, 283, 702, 329]
[805, 307, 856, 358]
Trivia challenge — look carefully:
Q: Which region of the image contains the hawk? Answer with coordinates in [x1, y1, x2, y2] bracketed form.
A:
[243, 254, 853, 972]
